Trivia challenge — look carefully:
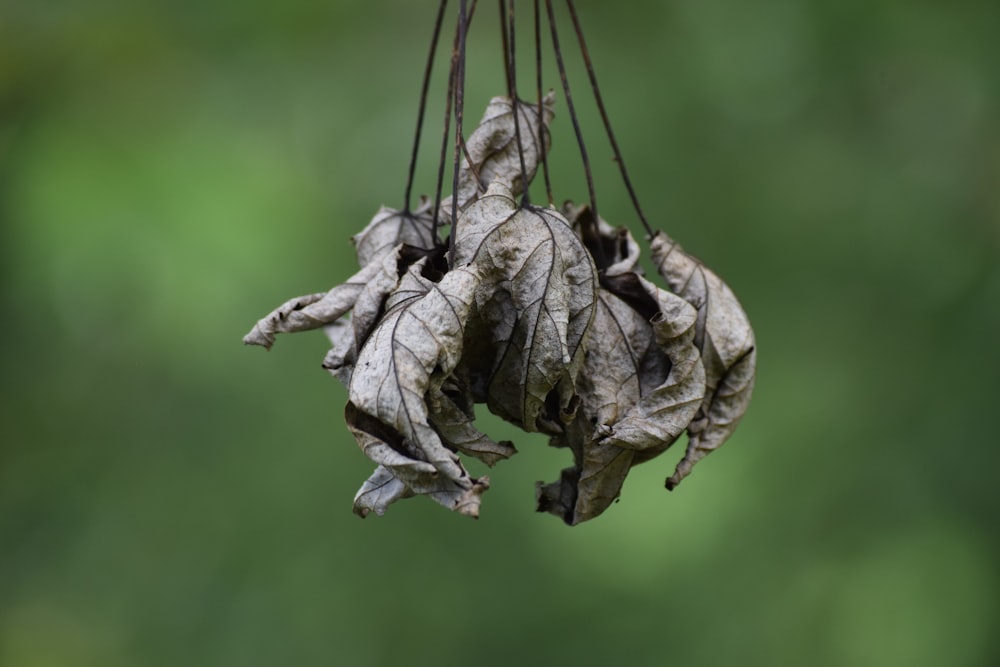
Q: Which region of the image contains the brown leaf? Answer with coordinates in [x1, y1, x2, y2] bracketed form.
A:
[650, 232, 757, 490]
[454, 182, 598, 433]
[455, 94, 555, 209]
[346, 263, 489, 517]
[562, 202, 641, 276]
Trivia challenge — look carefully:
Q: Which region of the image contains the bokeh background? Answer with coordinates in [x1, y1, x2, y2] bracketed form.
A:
[2, 1, 998, 665]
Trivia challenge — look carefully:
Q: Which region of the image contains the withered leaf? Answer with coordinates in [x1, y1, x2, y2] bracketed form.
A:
[562, 202, 641, 276]
[594, 272, 705, 452]
[346, 263, 489, 517]
[352, 464, 414, 517]
[538, 271, 705, 525]
[242, 260, 383, 350]
[428, 385, 517, 467]
[243, 76, 757, 525]
[454, 182, 597, 433]
[321, 245, 441, 383]
[322, 316, 355, 386]
[455, 94, 555, 209]
[346, 405, 488, 518]
[650, 232, 757, 490]
[245, 199, 438, 350]
[352, 197, 438, 267]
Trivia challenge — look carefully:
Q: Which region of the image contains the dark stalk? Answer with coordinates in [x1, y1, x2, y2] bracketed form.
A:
[499, 0, 512, 98]
[534, 0, 553, 205]
[404, 0, 449, 212]
[565, 0, 653, 236]
[448, 0, 470, 264]
[544, 0, 597, 221]
[506, 0, 531, 207]
[431, 9, 462, 242]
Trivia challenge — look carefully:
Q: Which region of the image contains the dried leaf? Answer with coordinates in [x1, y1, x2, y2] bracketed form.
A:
[242, 261, 382, 350]
[243, 83, 756, 524]
[594, 273, 705, 452]
[538, 271, 705, 525]
[322, 317, 356, 386]
[346, 263, 489, 517]
[352, 464, 414, 517]
[454, 182, 597, 433]
[562, 202, 641, 276]
[455, 94, 555, 208]
[346, 405, 488, 518]
[428, 385, 517, 467]
[352, 197, 438, 267]
[321, 246, 442, 382]
[650, 232, 757, 489]
[245, 199, 439, 350]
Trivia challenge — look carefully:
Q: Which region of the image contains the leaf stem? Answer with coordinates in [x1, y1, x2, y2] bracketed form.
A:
[404, 0, 449, 213]
[448, 0, 471, 266]
[499, 0, 512, 99]
[545, 0, 597, 222]
[565, 0, 653, 237]
[534, 0, 553, 206]
[431, 10, 460, 245]
[506, 0, 531, 209]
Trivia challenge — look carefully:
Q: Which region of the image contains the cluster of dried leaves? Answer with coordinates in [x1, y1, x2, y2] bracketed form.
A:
[244, 95, 755, 524]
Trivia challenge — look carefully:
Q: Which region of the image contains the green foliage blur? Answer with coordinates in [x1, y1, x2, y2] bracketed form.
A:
[2, 1, 998, 665]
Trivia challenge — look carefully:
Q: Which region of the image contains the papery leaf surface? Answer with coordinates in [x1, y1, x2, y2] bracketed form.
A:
[352, 199, 438, 268]
[454, 182, 597, 433]
[650, 232, 756, 489]
[538, 270, 705, 524]
[346, 263, 489, 517]
[455, 94, 555, 209]
[242, 261, 382, 350]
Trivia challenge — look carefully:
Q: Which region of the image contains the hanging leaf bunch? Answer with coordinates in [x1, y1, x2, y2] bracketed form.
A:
[243, 0, 756, 524]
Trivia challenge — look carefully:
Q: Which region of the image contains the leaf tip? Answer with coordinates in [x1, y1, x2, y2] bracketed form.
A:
[242, 328, 274, 350]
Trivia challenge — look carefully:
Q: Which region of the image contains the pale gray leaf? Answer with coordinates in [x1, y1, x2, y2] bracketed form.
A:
[594, 273, 705, 452]
[346, 263, 489, 517]
[428, 387, 517, 467]
[245, 200, 438, 351]
[352, 198, 438, 268]
[322, 316, 355, 386]
[456, 94, 555, 209]
[537, 272, 705, 525]
[242, 259, 385, 350]
[352, 465, 414, 517]
[320, 249, 433, 380]
[454, 182, 598, 433]
[650, 231, 757, 489]
[346, 408, 490, 517]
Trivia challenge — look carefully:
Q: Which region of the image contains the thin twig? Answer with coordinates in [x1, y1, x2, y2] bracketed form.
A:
[499, 0, 512, 97]
[507, 0, 531, 208]
[545, 0, 598, 221]
[404, 0, 449, 212]
[534, 0, 553, 206]
[565, 0, 653, 236]
[448, 0, 470, 265]
[431, 8, 462, 242]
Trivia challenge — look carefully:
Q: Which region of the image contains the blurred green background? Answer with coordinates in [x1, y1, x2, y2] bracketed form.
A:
[2, 1, 998, 665]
